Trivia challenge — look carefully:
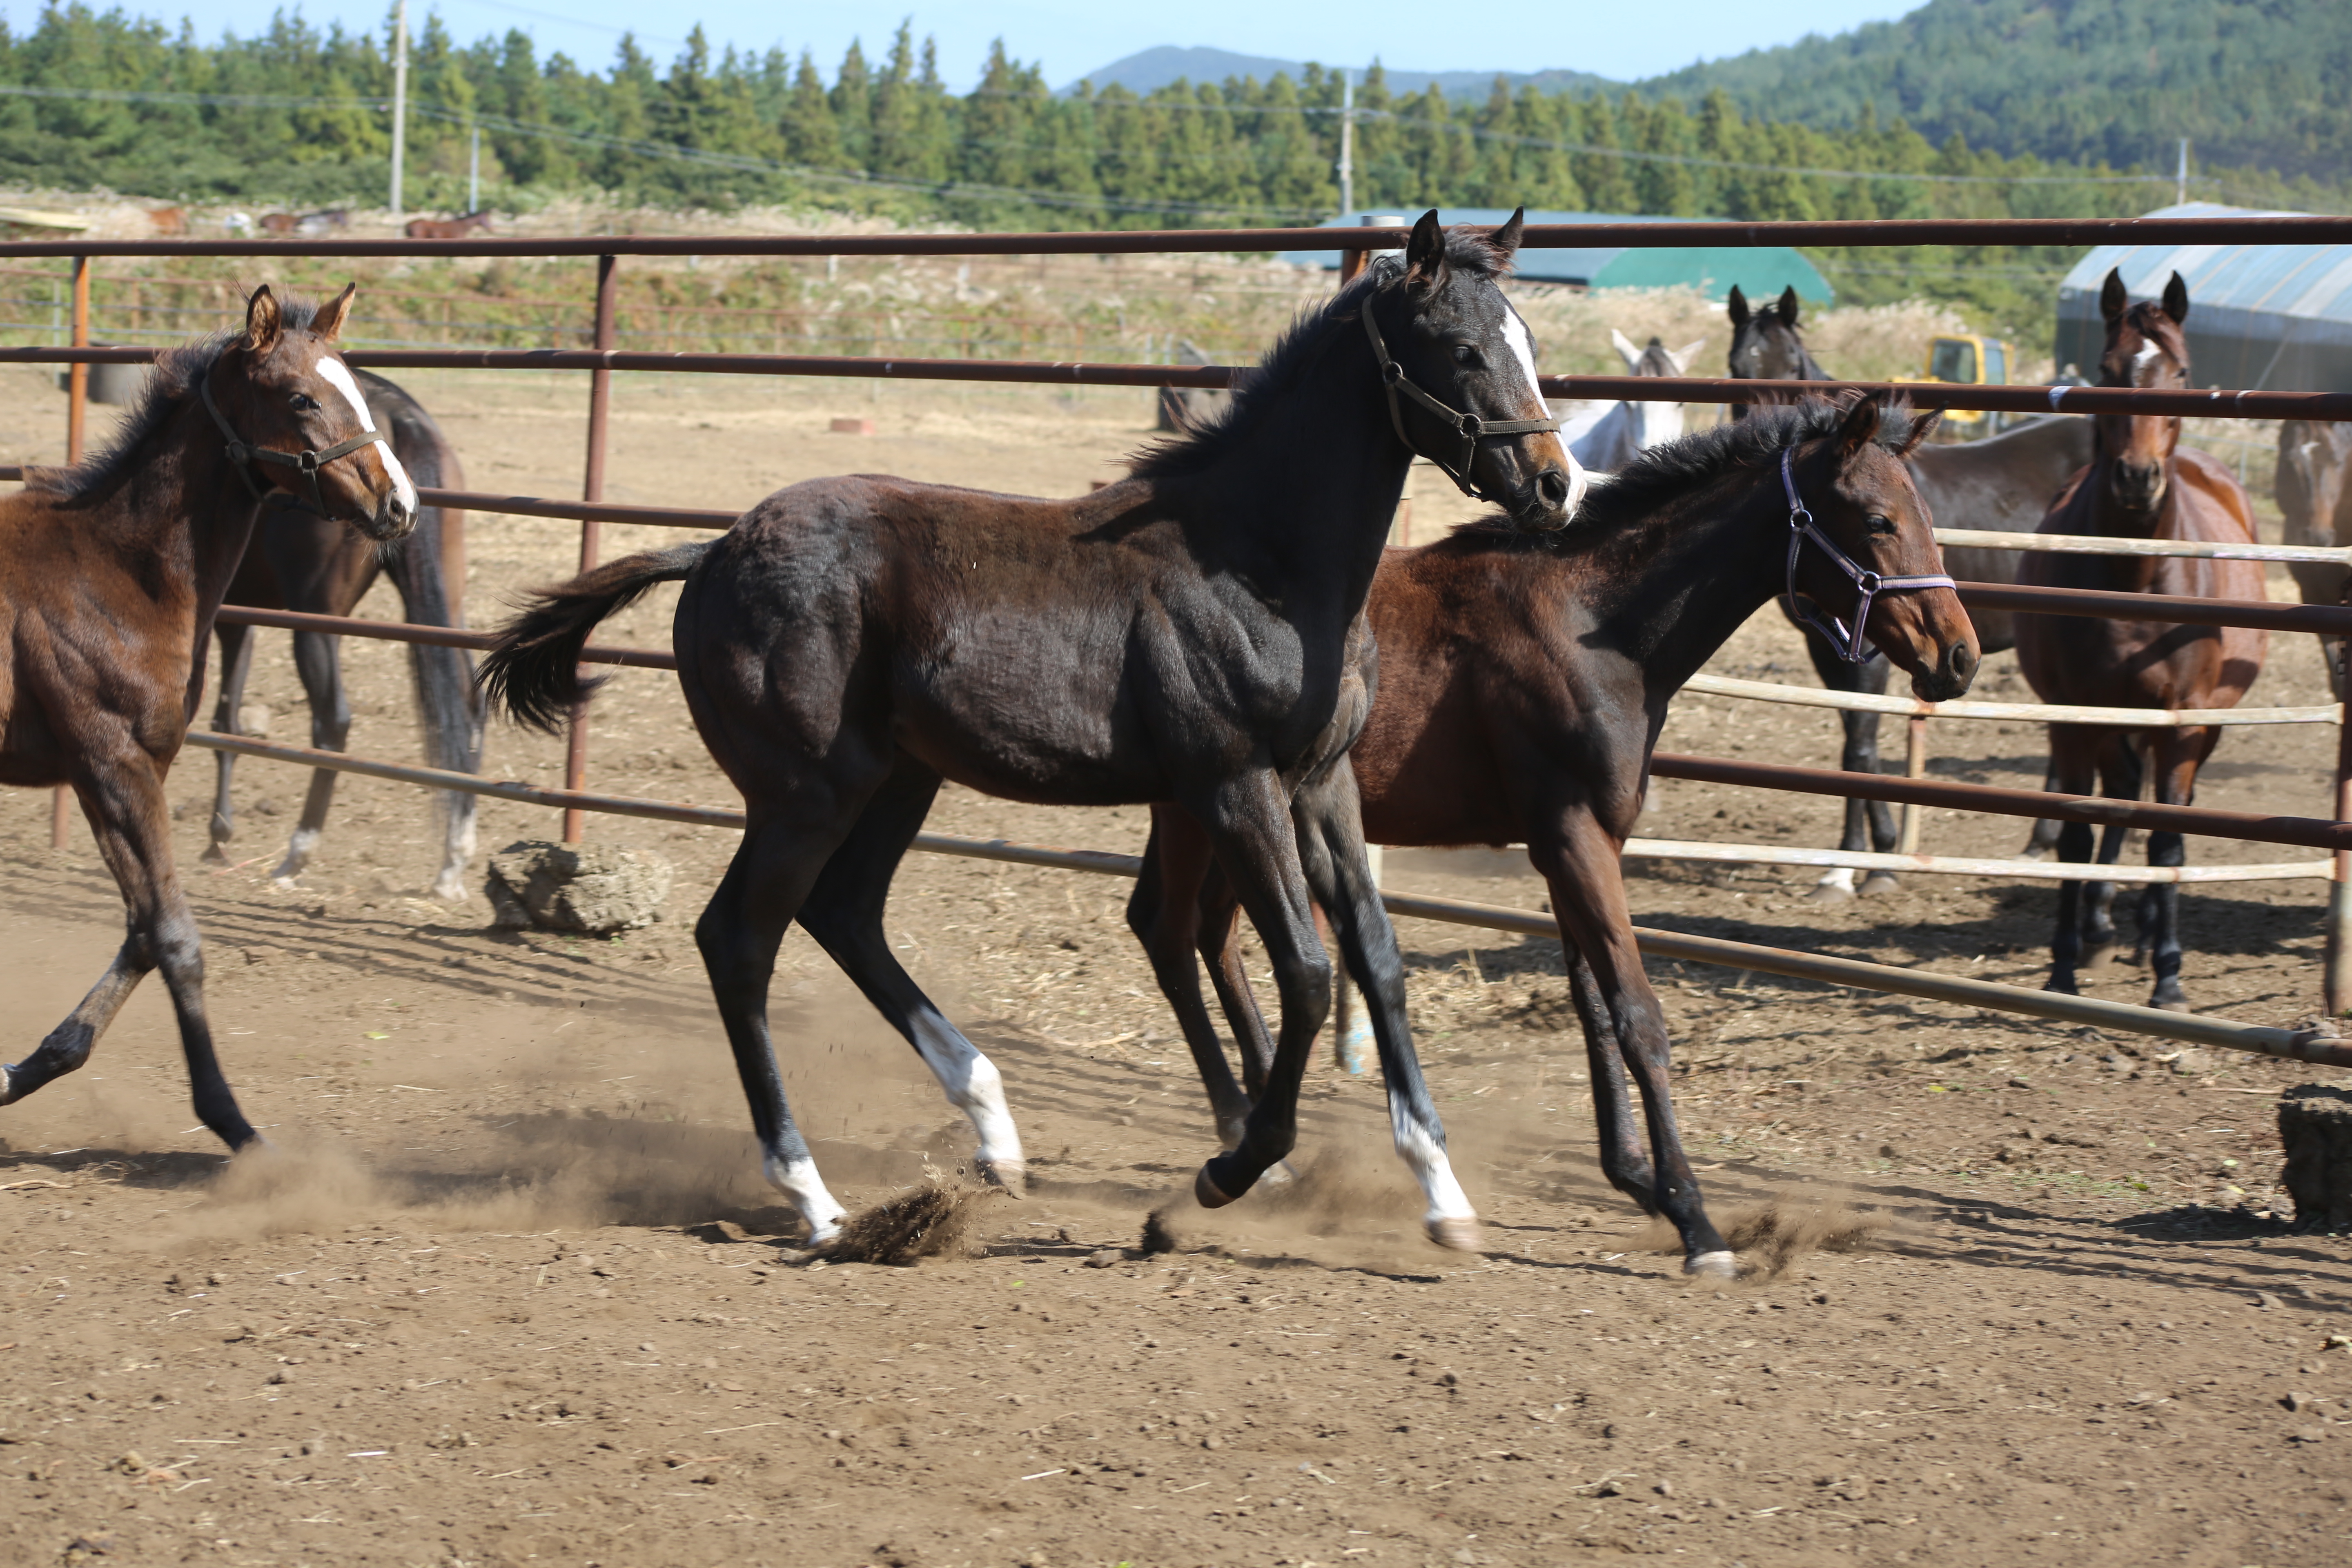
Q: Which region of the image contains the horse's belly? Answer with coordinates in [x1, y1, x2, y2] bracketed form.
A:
[892, 661, 1158, 806]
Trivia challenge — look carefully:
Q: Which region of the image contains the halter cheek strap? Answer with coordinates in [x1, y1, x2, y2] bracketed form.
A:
[1780, 445, 1954, 664]
[1359, 266, 1563, 504]
[199, 359, 384, 519]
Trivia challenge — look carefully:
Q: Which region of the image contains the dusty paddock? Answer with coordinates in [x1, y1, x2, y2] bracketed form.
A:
[1, 368, 2350, 1568]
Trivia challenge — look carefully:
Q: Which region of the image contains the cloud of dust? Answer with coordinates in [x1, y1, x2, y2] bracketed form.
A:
[1636, 1196, 1889, 1281]
[1123, 1138, 1440, 1273]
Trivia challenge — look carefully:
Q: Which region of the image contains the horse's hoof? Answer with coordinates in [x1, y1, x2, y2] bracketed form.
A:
[1858, 871, 1900, 898]
[428, 875, 468, 903]
[1806, 881, 1856, 904]
[2043, 977, 2079, 996]
[1258, 1159, 1300, 1190]
[2082, 943, 2118, 974]
[201, 841, 230, 864]
[0, 1062, 14, 1105]
[977, 1158, 1026, 1195]
[2151, 994, 2191, 1014]
[1194, 1162, 1239, 1209]
[1424, 1215, 1485, 1252]
[1683, 1249, 1739, 1280]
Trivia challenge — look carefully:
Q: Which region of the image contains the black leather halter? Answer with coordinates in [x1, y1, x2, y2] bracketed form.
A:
[1359, 268, 1563, 504]
[1780, 444, 1954, 664]
[199, 358, 384, 518]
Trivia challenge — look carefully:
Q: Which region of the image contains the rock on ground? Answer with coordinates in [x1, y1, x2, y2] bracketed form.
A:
[485, 840, 671, 933]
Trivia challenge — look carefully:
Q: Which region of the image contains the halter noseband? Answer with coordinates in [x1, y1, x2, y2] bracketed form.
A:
[1359, 262, 1563, 504]
[200, 356, 384, 519]
[1780, 444, 1953, 664]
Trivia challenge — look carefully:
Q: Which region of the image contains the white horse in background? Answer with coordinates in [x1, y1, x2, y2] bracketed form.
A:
[1563, 329, 1707, 472]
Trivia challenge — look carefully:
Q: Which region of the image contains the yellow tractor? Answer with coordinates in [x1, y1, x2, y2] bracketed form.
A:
[1899, 334, 2013, 437]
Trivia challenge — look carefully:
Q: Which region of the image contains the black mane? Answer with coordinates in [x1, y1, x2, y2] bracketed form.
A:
[34, 294, 334, 502]
[1128, 227, 1516, 481]
[1453, 395, 1924, 550]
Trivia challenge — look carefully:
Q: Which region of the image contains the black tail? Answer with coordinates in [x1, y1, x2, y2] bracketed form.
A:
[481, 541, 712, 733]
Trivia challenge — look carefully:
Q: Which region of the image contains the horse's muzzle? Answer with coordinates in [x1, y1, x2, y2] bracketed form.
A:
[359, 486, 418, 542]
[1913, 637, 1977, 702]
[1512, 460, 1584, 533]
[2109, 459, 2168, 512]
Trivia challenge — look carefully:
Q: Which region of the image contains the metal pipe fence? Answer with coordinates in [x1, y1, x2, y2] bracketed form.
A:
[12, 210, 2352, 1049]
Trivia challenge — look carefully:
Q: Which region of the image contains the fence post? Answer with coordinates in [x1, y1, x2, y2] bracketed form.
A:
[52, 254, 91, 851]
[2326, 708, 2352, 1020]
[1897, 715, 1927, 855]
[562, 253, 618, 844]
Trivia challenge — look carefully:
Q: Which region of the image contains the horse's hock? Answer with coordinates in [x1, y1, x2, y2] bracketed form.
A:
[486, 840, 672, 933]
[2279, 1083, 2352, 1228]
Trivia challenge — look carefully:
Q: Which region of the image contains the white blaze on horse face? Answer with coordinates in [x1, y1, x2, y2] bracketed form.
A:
[314, 355, 418, 514]
[2130, 340, 2165, 386]
[1499, 304, 1546, 410]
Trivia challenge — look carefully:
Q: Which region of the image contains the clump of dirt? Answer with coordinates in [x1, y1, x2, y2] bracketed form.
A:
[1139, 1206, 1182, 1254]
[1720, 1198, 1887, 1278]
[825, 1181, 993, 1265]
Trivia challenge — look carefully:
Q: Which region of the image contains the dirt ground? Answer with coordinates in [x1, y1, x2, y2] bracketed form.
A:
[3, 370, 2351, 1568]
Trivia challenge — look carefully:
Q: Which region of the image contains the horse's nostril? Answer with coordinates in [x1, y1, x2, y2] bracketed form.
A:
[1950, 641, 1976, 677]
[1536, 468, 1569, 508]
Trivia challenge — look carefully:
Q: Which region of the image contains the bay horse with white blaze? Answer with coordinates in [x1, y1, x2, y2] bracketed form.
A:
[2015, 269, 2266, 1010]
[483, 213, 1581, 1249]
[0, 285, 417, 1144]
[1724, 282, 2095, 886]
[206, 373, 480, 900]
[1131, 394, 1978, 1277]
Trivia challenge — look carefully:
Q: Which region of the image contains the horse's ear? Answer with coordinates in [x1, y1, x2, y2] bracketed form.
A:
[2161, 270, 2190, 326]
[1404, 209, 1447, 285]
[1727, 285, 1750, 328]
[1492, 206, 1525, 257]
[2100, 267, 2129, 325]
[311, 281, 356, 342]
[1673, 336, 1708, 372]
[242, 284, 282, 354]
[1836, 392, 1882, 457]
[1776, 285, 1801, 327]
[1610, 327, 1643, 373]
[1893, 406, 1941, 457]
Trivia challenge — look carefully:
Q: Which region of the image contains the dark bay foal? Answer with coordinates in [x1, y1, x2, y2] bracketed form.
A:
[0, 285, 416, 1143]
[483, 213, 1581, 1248]
[1132, 395, 1980, 1277]
[2016, 270, 2266, 1010]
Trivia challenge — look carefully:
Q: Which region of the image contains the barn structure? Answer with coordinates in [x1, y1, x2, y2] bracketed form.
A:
[1285, 208, 1834, 302]
[2056, 201, 2352, 393]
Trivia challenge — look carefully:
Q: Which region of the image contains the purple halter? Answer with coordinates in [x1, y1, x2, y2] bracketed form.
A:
[1780, 445, 1953, 664]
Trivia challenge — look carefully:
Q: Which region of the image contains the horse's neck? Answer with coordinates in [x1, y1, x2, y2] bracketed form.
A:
[1601, 474, 1789, 694]
[95, 397, 263, 615]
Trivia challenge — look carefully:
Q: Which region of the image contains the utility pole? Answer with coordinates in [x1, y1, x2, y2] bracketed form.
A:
[389, 0, 409, 218]
[1336, 69, 1355, 218]
[2176, 138, 2189, 206]
[468, 124, 480, 214]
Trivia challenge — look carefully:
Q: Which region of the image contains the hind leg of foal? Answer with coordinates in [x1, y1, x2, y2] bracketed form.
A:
[695, 804, 876, 1243]
[204, 624, 258, 862]
[1804, 647, 1898, 898]
[1564, 949, 1656, 1213]
[1196, 864, 1276, 1101]
[2078, 740, 2140, 971]
[1127, 808, 1254, 1149]
[1190, 772, 1335, 1212]
[273, 629, 350, 887]
[4, 758, 256, 1148]
[795, 757, 1025, 1189]
[1291, 763, 1479, 1248]
[2042, 727, 2099, 995]
[1535, 811, 1729, 1276]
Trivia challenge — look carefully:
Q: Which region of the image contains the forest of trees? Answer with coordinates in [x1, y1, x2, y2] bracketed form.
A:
[0, 2, 2330, 336]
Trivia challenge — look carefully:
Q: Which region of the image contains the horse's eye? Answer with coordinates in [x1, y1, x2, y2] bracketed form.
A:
[289, 392, 320, 412]
[1452, 344, 1480, 366]
[1868, 514, 1897, 536]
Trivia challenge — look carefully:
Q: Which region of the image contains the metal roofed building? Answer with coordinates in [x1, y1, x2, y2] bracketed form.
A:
[2056, 202, 2352, 393]
[1281, 208, 1833, 303]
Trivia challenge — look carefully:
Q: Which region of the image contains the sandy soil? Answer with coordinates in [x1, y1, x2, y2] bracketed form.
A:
[2, 372, 2350, 1568]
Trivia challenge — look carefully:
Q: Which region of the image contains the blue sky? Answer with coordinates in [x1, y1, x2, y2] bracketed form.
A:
[31, 0, 1923, 88]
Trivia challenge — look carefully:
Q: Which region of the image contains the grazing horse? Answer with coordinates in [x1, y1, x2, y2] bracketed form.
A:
[1564, 330, 1707, 472]
[206, 373, 479, 900]
[1724, 284, 2094, 889]
[404, 212, 494, 241]
[482, 212, 1581, 1248]
[2276, 419, 2352, 694]
[2015, 269, 2267, 1010]
[1131, 394, 1977, 1277]
[0, 285, 417, 1143]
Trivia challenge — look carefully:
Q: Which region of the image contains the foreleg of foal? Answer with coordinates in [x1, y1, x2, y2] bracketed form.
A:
[1290, 763, 1479, 1249]
[2078, 738, 2143, 971]
[794, 757, 1025, 1190]
[1126, 807, 1254, 1149]
[2141, 733, 2207, 1011]
[1562, 948, 1656, 1213]
[203, 622, 257, 861]
[2043, 725, 2100, 996]
[1190, 771, 1334, 1214]
[1533, 811, 1730, 1276]
[1802, 638, 1899, 898]
[2, 752, 256, 1149]
[272, 628, 351, 887]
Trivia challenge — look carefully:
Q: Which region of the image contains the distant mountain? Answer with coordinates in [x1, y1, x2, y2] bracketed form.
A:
[1061, 45, 1621, 101]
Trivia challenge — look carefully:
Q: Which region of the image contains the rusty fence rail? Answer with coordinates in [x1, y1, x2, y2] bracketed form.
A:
[13, 213, 2352, 1045]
